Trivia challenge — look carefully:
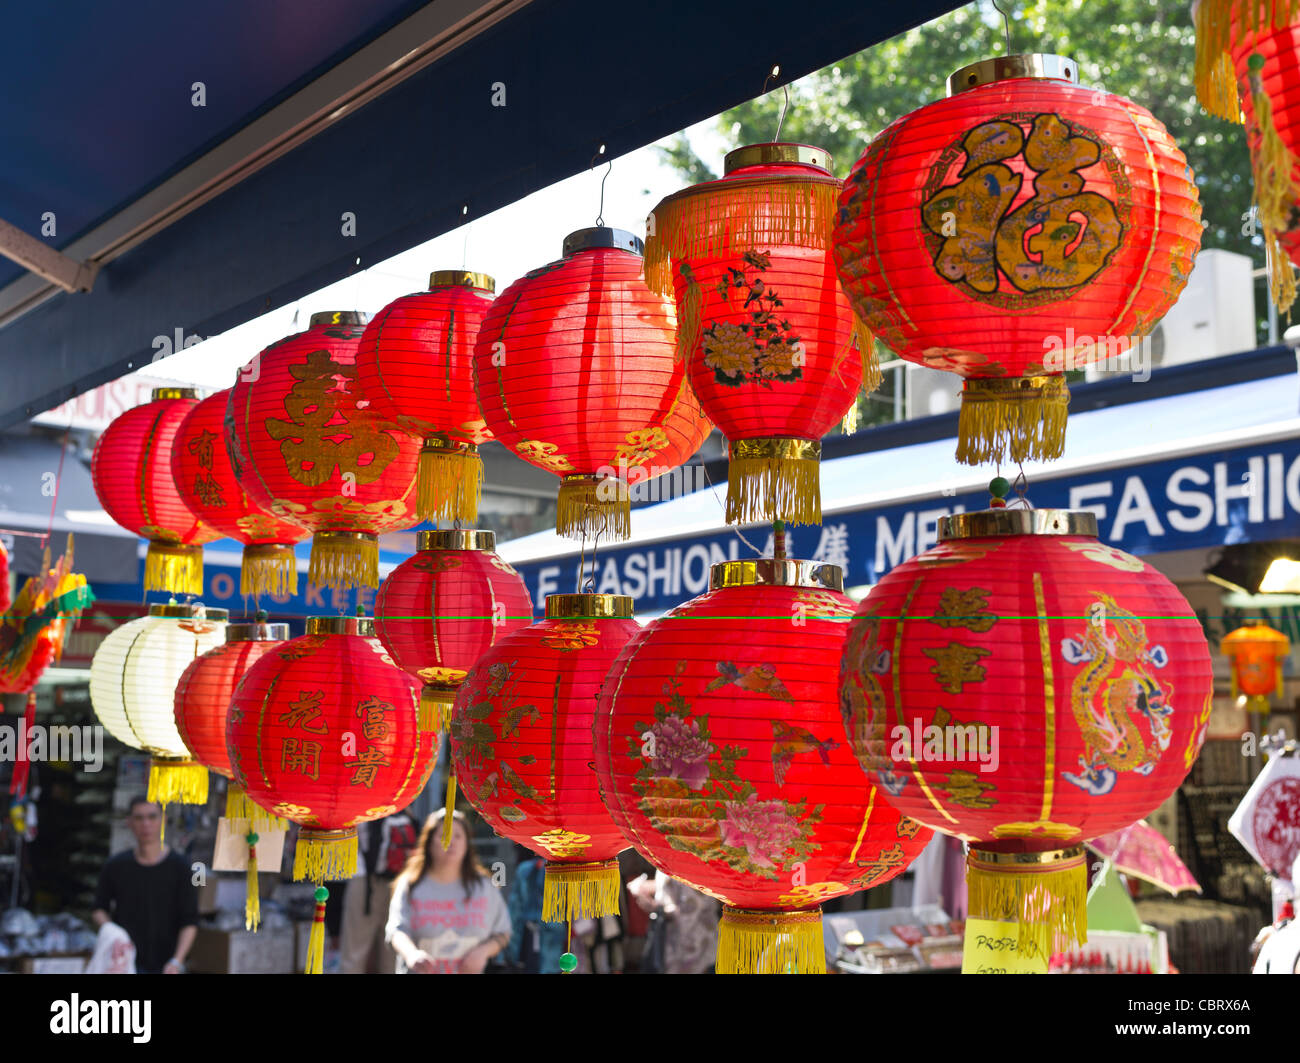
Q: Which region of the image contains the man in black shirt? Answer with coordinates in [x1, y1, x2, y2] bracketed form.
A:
[92, 797, 198, 974]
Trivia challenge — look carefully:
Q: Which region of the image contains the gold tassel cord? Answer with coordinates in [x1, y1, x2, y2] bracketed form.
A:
[726, 438, 822, 527]
[442, 772, 458, 850]
[225, 783, 288, 831]
[852, 314, 882, 395]
[245, 832, 261, 933]
[955, 376, 1070, 466]
[716, 906, 826, 975]
[1248, 59, 1300, 315]
[542, 861, 622, 922]
[240, 544, 298, 598]
[144, 542, 203, 595]
[645, 179, 843, 295]
[148, 759, 209, 806]
[304, 887, 328, 975]
[293, 828, 357, 883]
[308, 532, 378, 590]
[418, 441, 483, 523]
[966, 847, 1088, 960]
[1194, 0, 1300, 123]
[556, 477, 631, 541]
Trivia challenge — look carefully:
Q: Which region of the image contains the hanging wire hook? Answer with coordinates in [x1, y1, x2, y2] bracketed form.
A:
[1012, 461, 1031, 508]
[590, 145, 611, 227]
[760, 65, 791, 143]
[991, 0, 1013, 54]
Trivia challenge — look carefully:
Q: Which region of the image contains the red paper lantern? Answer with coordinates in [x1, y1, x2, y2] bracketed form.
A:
[1221, 621, 1291, 713]
[473, 227, 711, 540]
[227, 614, 435, 877]
[375, 529, 534, 733]
[838, 507, 1213, 956]
[171, 389, 309, 597]
[645, 144, 877, 527]
[355, 270, 496, 523]
[595, 559, 932, 974]
[449, 593, 637, 921]
[92, 388, 221, 593]
[227, 311, 421, 590]
[834, 54, 1202, 466]
[1195, 2, 1300, 312]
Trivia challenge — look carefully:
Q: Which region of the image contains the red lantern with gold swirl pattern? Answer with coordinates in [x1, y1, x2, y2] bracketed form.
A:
[171, 389, 309, 597]
[92, 388, 222, 594]
[834, 54, 1202, 466]
[837, 507, 1213, 960]
[449, 594, 637, 924]
[472, 228, 710, 541]
[226, 311, 421, 591]
[594, 559, 932, 974]
[355, 271, 496, 523]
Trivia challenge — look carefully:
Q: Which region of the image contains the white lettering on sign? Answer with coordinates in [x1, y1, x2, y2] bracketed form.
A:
[876, 512, 914, 573]
[1068, 481, 1113, 521]
[1166, 466, 1213, 532]
[536, 566, 561, 599]
[1110, 476, 1163, 540]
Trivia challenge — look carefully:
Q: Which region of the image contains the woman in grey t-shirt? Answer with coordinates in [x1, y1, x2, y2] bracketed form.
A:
[386, 810, 511, 974]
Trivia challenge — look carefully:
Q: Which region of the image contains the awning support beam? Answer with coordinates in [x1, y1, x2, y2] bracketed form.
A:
[0, 219, 97, 293]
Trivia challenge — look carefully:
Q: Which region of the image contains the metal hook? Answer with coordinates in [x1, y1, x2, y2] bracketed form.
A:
[991, 0, 1013, 54]
[590, 147, 611, 227]
[760, 66, 791, 143]
[1012, 462, 1031, 509]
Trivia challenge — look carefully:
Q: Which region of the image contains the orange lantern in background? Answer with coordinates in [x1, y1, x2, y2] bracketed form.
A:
[1222, 621, 1291, 718]
[839, 506, 1213, 959]
[473, 227, 711, 541]
[92, 388, 222, 593]
[834, 55, 1202, 466]
[645, 144, 876, 527]
[227, 312, 422, 591]
[172, 389, 309, 597]
[355, 271, 496, 523]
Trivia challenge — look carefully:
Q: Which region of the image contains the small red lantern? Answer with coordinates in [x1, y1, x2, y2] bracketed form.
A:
[834, 54, 1202, 466]
[227, 614, 436, 970]
[375, 529, 534, 733]
[227, 312, 421, 590]
[171, 389, 309, 597]
[1195, 2, 1300, 312]
[449, 593, 637, 923]
[645, 144, 877, 527]
[355, 271, 496, 523]
[838, 506, 1213, 957]
[1222, 621, 1291, 717]
[595, 558, 931, 974]
[473, 227, 711, 541]
[92, 388, 221, 594]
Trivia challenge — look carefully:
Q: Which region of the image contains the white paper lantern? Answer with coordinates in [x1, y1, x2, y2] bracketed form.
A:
[90, 602, 228, 805]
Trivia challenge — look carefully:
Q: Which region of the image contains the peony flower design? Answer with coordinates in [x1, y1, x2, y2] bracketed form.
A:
[757, 340, 800, 380]
[702, 322, 760, 381]
[719, 792, 804, 870]
[647, 715, 714, 791]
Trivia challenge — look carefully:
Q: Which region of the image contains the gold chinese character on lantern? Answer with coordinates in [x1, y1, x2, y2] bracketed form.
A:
[346, 745, 391, 788]
[280, 738, 322, 780]
[278, 689, 328, 734]
[355, 696, 392, 741]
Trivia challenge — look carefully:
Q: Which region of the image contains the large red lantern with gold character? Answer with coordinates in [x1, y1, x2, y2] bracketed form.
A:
[595, 558, 931, 974]
[355, 271, 496, 523]
[172, 389, 309, 597]
[375, 529, 534, 732]
[838, 506, 1213, 960]
[645, 144, 877, 527]
[834, 54, 1202, 466]
[92, 388, 221, 594]
[227, 312, 421, 591]
[1195, 2, 1300, 312]
[449, 593, 636, 924]
[473, 228, 710, 541]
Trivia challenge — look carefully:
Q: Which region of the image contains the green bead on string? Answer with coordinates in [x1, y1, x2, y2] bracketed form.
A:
[558, 951, 578, 973]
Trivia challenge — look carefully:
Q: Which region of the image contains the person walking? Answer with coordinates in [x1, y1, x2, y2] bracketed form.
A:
[386, 810, 510, 974]
[91, 797, 198, 975]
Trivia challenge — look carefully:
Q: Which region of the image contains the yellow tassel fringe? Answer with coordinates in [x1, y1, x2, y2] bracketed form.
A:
[442, 772, 458, 850]
[716, 906, 826, 975]
[967, 849, 1088, 959]
[853, 314, 881, 395]
[225, 784, 288, 831]
[293, 829, 357, 883]
[418, 441, 483, 523]
[956, 377, 1069, 466]
[1194, 0, 1300, 123]
[1249, 66, 1300, 314]
[645, 180, 842, 295]
[240, 544, 297, 598]
[147, 759, 209, 806]
[144, 542, 203, 595]
[305, 903, 326, 975]
[556, 478, 631, 541]
[727, 452, 821, 527]
[419, 686, 455, 733]
[542, 860, 622, 922]
[245, 843, 260, 932]
[308, 533, 378, 590]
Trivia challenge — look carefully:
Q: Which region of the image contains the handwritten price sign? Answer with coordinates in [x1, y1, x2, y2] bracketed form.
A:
[960, 919, 1049, 975]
